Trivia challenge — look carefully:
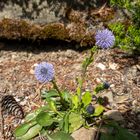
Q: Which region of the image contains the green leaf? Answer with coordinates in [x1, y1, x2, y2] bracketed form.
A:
[91, 46, 98, 53]
[76, 77, 82, 96]
[36, 112, 53, 126]
[62, 112, 70, 133]
[16, 124, 42, 140]
[72, 95, 79, 109]
[49, 131, 74, 140]
[97, 97, 104, 105]
[24, 112, 37, 122]
[93, 105, 104, 116]
[69, 112, 84, 133]
[14, 120, 37, 137]
[48, 100, 57, 112]
[116, 126, 139, 140]
[24, 105, 50, 122]
[82, 91, 92, 107]
[94, 83, 104, 94]
[100, 132, 115, 140]
[61, 90, 71, 103]
[76, 86, 81, 96]
[82, 57, 93, 69]
[58, 118, 64, 130]
[82, 57, 88, 69]
[100, 122, 139, 140]
[41, 89, 59, 99]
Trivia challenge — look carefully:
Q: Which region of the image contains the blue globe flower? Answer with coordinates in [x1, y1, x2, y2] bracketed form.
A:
[95, 29, 115, 49]
[103, 82, 110, 89]
[86, 104, 95, 114]
[34, 62, 54, 83]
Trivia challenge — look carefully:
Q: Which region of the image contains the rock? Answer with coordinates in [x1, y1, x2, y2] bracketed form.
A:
[136, 65, 140, 70]
[104, 110, 124, 121]
[0, 0, 106, 23]
[96, 78, 102, 83]
[132, 100, 138, 106]
[96, 63, 106, 70]
[0, 0, 112, 46]
[115, 95, 129, 104]
[109, 63, 118, 70]
[30, 63, 38, 74]
[127, 122, 134, 128]
[71, 127, 96, 140]
[30, 69, 34, 74]
[97, 91, 114, 103]
[65, 50, 77, 58]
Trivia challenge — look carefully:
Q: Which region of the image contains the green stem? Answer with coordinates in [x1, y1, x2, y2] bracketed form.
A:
[82, 50, 94, 76]
[78, 47, 97, 100]
[56, 111, 63, 117]
[51, 79, 67, 108]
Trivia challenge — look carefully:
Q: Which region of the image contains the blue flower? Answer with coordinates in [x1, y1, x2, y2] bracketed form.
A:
[95, 29, 115, 49]
[34, 62, 54, 83]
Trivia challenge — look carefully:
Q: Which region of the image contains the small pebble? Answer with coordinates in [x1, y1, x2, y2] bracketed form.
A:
[96, 63, 106, 70]
[128, 122, 134, 128]
[132, 100, 138, 106]
[109, 63, 118, 70]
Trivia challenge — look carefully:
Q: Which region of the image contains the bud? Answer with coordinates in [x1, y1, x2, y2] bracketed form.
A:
[86, 104, 95, 114]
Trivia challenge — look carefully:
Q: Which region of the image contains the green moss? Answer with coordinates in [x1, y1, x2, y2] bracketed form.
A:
[40, 23, 69, 40]
[0, 18, 94, 47]
[108, 21, 140, 54]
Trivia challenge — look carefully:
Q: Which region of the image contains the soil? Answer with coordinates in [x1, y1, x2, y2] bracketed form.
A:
[0, 41, 140, 139]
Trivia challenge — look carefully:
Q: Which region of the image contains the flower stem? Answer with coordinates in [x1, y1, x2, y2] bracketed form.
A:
[78, 47, 97, 99]
[51, 79, 67, 107]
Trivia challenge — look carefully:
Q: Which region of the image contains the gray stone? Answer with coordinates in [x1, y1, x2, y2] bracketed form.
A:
[0, 0, 110, 45]
[71, 127, 96, 140]
[104, 110, 124, 121]
[97, 91, 114, 103]
[0, 0, 133, 45]
[0, 0, 104, 24]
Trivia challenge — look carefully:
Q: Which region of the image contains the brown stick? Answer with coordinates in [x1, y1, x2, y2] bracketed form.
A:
[95, 120, 103, 140]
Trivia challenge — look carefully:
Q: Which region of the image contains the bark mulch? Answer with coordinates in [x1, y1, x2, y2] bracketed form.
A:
[0, 43, 140, 139]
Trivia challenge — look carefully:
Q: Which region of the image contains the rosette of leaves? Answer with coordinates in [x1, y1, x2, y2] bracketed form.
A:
[14, 31, 138, 140]
[13, 52, 106, 140]
[14, 87, 105, 140]
[14, 81, 139, 140]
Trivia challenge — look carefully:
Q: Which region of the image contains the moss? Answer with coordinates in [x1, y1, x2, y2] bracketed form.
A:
[90, 7, 115, 22]
[0, 19, 29, 39]
[40, 23, 69, 40]
[80, 34, 95, 47]
[0, 18, 94, 47]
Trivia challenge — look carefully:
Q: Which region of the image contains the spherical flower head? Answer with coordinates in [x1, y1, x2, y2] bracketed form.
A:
[34, 62, 54, 83]
[103, 82, 110, 89]
[95, 29, 115, 49]
[86, 104, 95, 114]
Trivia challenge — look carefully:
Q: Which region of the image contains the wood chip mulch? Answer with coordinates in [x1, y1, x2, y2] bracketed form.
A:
[0, 43, 140, 139]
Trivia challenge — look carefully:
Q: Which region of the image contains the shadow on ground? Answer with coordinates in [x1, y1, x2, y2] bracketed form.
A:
[0, 39, 92, 53]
